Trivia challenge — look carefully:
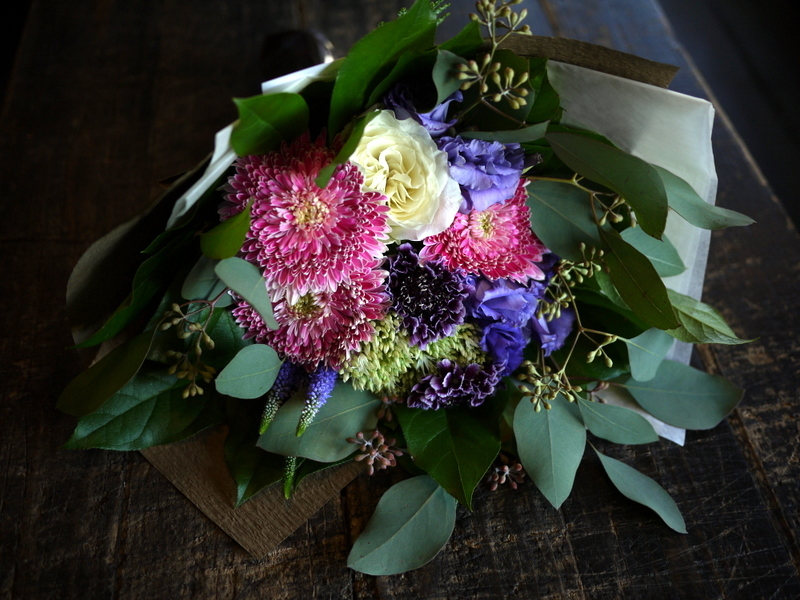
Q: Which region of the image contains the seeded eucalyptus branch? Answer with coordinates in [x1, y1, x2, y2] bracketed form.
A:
[455, 0, 533, 114]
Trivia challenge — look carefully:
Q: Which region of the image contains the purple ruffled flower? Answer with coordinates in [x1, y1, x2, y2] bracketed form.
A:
[383, 86, 463, 137]
[407, 359, 504, 410]
[480, 322, 527, 375]
[438, 135, 525, 212]
[465, 275, 546, 328]
[388, 243, 467, 348]
[528, 308, 576, 356]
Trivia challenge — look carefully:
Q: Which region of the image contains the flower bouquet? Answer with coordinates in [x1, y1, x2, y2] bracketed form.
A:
[59, 0, 754, 576]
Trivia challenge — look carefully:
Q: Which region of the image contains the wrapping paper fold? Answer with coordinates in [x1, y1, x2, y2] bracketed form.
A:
[67, 37, 716, 557]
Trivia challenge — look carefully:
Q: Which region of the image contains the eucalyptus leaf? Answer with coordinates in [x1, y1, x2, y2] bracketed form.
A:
[578, 398, 658, 444]
[181, 256, 232, 307]
[462, 121, 549, 144]
[215, 344, 282, 400]
[58, 329, 157, 417]
[625, 328, 675, 381]
[432, 49, 467, 105]
[347, 475, 456, 575]
[214, 257, 277, 329]
[201, 308, 253, 370]
[328, 0, 438, 135]
[526, 58, 562, 123]
[395, 398, 503, 509]
[526, 179, 600, 262]
[514, 394, 586, 508]
[230, 93, 309, 156]
[593, 268, 630, 311]
[200, 201, 251, 260]
[666, 289, 752, 345]
[594, 448, 687, 533]
[656, 165, 754, 230]
[546, 131, 668, 239]
[599, 228, 679, 330]
[257, 382, 380, 462]
[621, 227, 685, 277]
[64, 368, 221, 450]
[622, 360, 743, 430]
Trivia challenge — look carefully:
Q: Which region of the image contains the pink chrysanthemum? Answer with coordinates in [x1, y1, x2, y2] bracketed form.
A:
[221, 133, 390, 295]
[420, 180, 548, 282]
[232, 267, 390, 370]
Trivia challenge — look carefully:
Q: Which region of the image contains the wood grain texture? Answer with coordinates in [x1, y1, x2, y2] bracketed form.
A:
[1, 0, 798, 598]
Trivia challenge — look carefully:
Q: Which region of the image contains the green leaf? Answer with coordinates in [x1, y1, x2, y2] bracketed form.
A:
[578, 398, 658, 444]
[76, 228, 197, 347]
[366, 50, 436, 108]
[437, 20, 482, 57]
[230, 93, 309, 156]
[546, 131, 668, 239]
[622, 360, 743, 430]
[288, 455, 356, 497]
[625, 328, 675, 382]
[328, 0, 438, 135]
[315, 111, 379, 188]
[514, 395, 586, 508]
[223, 398, 285, 506]
[462, 121, 549, 145]
[526, 58, 562, 123]
[214, 257, 277, 329]
[64, 367, 222, 450]
[395, 398, 503, 509]
[599, 228, 679, 330]
[621, 227, 685, 277]
[200, 201, 251, 260]
[593, 268, 630, 311]
[594, 449, 687, 533]
[257, 382, 380, 462]
[181, 256, 232, 307]
[215, 344, 282, 400]
[58, 329, 157, 417]
[196, 308, 253, 373]
[666, 289, 752, 345]
[347, 475, 456, 575]
[432, 49, 468, 105]
[526, 179, 600, 262]
[656, 165, 754, 230]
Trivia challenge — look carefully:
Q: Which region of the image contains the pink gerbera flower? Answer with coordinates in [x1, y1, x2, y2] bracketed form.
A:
[221, 133, 390, 295]
[420, 180, 548, 281]
[232, 267, 390, 370]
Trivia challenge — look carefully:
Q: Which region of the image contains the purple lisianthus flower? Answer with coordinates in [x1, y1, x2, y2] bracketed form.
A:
[480, 322, 527, 375]
[407, 359, 504, 410]
[383, 85, 463, 137]
[528, 307, 576, 356]
[388, 243, 467, 348]
[438, 135, 525, 212]
[465, 275, 546, 328]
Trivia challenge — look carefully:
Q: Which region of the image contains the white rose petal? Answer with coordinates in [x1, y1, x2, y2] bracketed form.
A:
[350, 110, 461, 241]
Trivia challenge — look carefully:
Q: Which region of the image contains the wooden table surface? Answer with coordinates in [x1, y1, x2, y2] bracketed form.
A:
[2, 0, 799, 598]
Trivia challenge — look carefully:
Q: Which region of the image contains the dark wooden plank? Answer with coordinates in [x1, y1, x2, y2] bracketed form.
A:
[1, 0, 798, 598]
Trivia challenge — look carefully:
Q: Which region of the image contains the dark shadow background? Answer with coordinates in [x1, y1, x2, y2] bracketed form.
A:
[4, 0, 796, 227]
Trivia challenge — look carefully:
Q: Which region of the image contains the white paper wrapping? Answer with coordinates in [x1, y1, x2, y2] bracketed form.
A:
[547, 61, 719, 444]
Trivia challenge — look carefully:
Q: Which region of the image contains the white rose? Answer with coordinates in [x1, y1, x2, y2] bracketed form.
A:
[350, 110, 461, 241]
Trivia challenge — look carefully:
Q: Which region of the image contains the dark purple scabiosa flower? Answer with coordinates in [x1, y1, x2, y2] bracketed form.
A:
[387, 243, 468, 349]
[437, 135, 525, 212]
[296, 365, 338, 436]
[465, 275, 546, 328]
[528, 308, 576, 356]
[406, 359, 504, 410]
[480, 322, 528, 376]
[383, 85, 463, 137]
